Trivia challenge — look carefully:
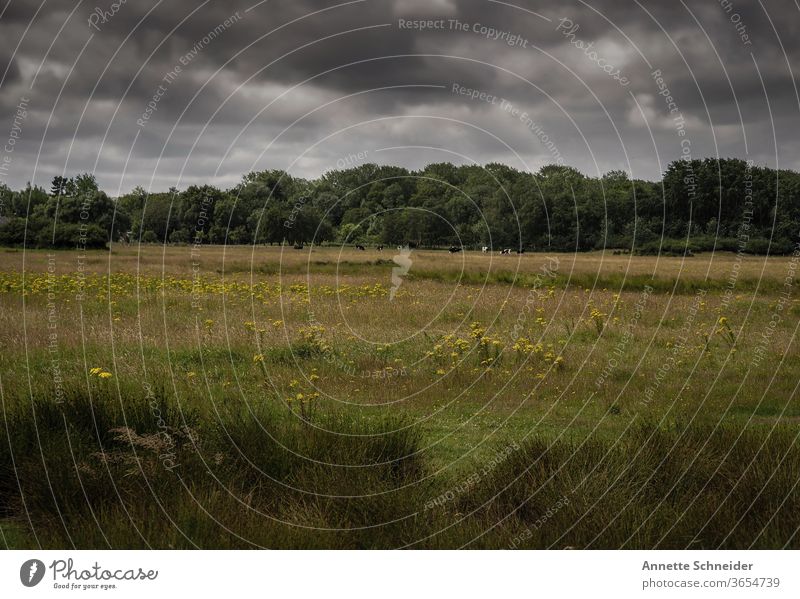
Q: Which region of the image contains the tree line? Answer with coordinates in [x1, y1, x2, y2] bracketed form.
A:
[0, 158, 797, 254]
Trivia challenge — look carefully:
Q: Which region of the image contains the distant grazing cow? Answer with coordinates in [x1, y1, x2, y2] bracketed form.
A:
[501, 248, 511, 255]
[293, 243, 304, 250]
[448, 246, 462, 253]
[482, 246, 489, 253]
[517, 249, 525, 254]
[377, 245, 384, 251]
[356, 244, 365, 251]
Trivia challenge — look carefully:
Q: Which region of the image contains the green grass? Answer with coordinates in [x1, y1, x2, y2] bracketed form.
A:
[1, 384, 798, 548]
[0, 384, 430, 548]
[1, 247, 799, 548]
[457, 423, 800, 549]
[408, 269, 781, 294]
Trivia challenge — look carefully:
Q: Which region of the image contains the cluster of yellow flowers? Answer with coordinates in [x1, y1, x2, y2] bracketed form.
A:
[244, 319, 284, 336]
[471, 323, 503, 366]
[89, 367, 113, 379]
[285, 372, 322, 418]
[335, 282, 387, 299]
[469, 322, 486, 340]
[0, 272, 391, 304]
[425, 322, 507, 373]
[716, 316, 736, 348]
[588, 303, 607, 334]
[512, 337, 542, 356]
[511, 338, 564, 367]
[426, 334, 472, 364]
[298, 325, 330, 353]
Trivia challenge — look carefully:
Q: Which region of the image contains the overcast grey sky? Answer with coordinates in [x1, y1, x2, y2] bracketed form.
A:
[0, 0, 798, 193]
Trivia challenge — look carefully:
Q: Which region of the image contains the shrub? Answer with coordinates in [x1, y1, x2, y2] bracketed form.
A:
[34, 223, 108, 249]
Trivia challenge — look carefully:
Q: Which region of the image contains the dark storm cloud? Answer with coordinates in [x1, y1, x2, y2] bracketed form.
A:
[0, 0, 797, 192]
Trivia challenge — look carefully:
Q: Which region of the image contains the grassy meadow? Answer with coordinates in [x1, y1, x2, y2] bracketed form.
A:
[1, 244, 799, 549]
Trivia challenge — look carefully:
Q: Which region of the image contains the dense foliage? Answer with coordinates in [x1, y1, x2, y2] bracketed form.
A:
[1, 158, 797, 253]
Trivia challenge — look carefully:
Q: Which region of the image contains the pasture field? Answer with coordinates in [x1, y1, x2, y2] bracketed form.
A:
[1, 244, 799, 549]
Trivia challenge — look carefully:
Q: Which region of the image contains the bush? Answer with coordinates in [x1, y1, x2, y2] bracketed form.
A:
[0, 217, 27, 246]
[744, 237, 793, 255]
[633, 238, 698, 256]
[35, 223, 108, 249]
[141, 230, 159, 244]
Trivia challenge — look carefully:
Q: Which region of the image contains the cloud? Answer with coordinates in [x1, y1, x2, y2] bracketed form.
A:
[0, 0, 796, 191]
